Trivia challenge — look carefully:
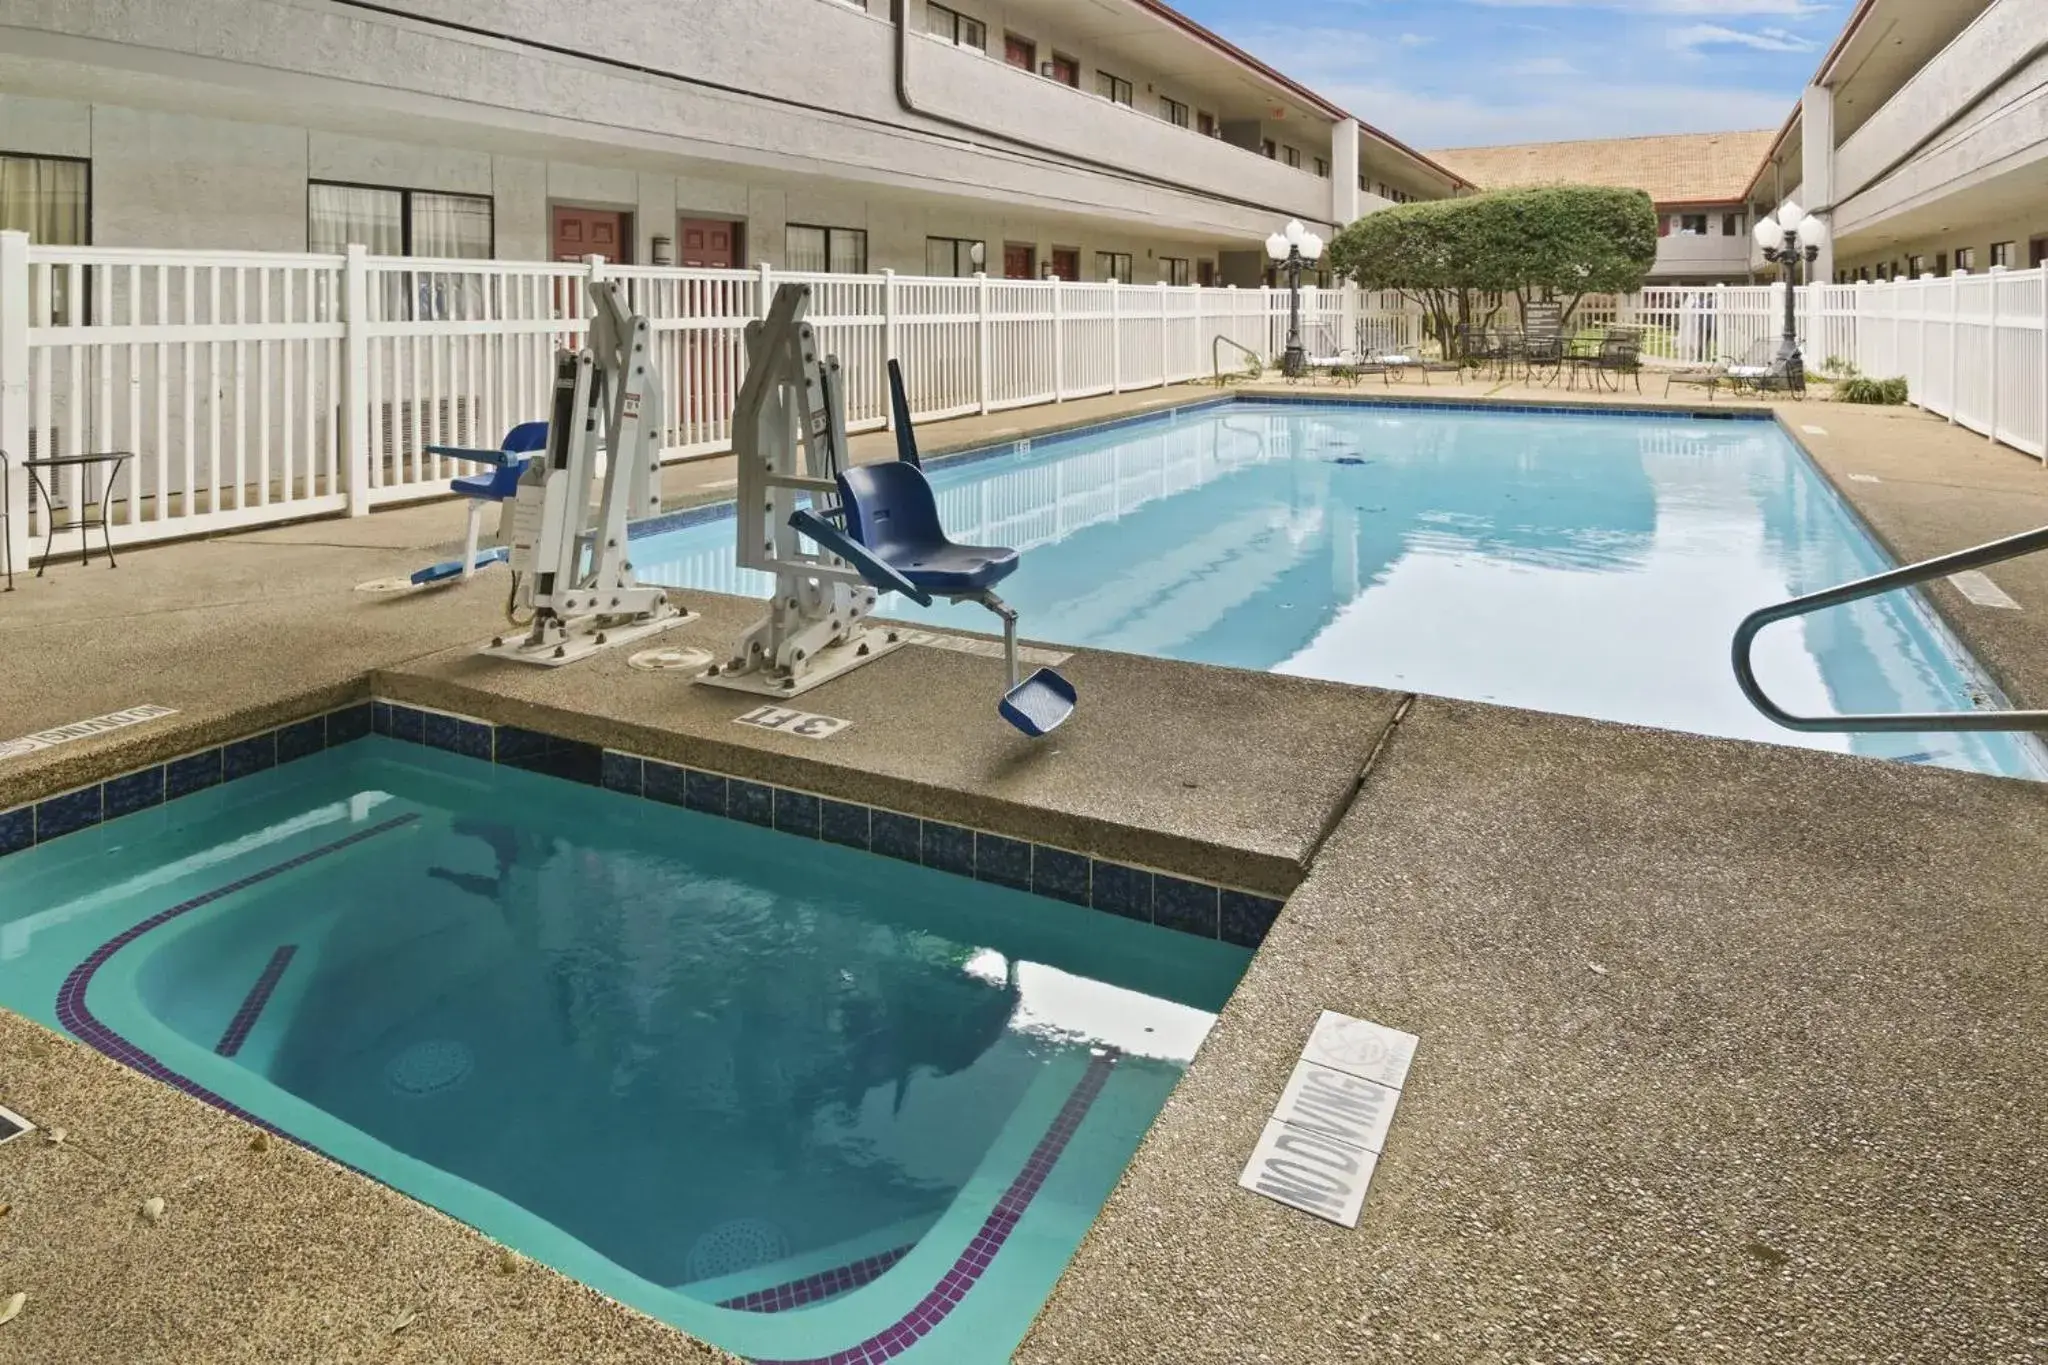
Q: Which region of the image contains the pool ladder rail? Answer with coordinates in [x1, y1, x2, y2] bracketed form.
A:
[1733, 522, 2048, 733]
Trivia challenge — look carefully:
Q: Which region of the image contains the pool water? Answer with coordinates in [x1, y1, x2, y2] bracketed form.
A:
[636, 399, 2043, 780]
[0, 742, 1247, 1363]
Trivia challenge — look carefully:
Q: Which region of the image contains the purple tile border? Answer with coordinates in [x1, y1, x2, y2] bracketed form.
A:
[53, 816, 419, 1148]
[215, 944, 298, 1058]
[720, 1244, 916, 1315]
[750, 1050, 1120, 1365]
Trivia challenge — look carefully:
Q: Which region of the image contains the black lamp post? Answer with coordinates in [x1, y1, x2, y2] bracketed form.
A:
[1751, 199, 1828, 390]
[1265, 219, 1325, 377]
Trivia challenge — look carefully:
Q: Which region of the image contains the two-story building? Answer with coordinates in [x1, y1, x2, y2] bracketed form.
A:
[1742, 0, 2047, 284]
[1429, 130, 1777, 286]
[0, 0, 1466, 283]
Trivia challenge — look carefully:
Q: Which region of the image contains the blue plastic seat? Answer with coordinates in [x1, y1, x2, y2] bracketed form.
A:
[448, 420, 548, 502]
[836, 462, 1018, 597]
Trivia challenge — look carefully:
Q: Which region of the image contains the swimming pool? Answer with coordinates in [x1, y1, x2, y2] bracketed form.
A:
[1, 731, 1248, 1363]
[635, 398, 2044, 780]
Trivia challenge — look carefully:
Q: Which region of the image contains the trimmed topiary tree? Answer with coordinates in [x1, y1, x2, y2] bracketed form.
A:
[1328, 186, 1658, 358]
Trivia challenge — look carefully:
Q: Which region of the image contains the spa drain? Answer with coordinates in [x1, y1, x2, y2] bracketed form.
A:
[385, 1040, 474, 1096]
[687, 1218, 790, 1282]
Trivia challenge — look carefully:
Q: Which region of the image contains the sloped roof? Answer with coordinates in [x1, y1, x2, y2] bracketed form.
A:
[1429, 130, 1778, 206]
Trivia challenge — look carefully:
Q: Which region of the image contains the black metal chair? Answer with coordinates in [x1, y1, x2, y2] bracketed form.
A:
[1590, 332, 1643, 393]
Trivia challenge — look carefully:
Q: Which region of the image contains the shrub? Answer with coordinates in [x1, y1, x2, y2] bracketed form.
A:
[1834, 375, 1908, 405]
[1327, 186, 1658, 358]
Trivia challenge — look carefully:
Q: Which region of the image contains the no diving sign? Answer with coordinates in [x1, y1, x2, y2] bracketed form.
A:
[1238, 1011, 1417, 1227]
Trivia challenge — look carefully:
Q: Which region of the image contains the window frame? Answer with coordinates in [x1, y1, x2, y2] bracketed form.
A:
[1990, 241, 2015, 268]
[1046, 51, 1080, 86]
[1678, 214, 1708, 236]
[786, 222, 868, 275]
[1002, 32, 1036, 72]
[1160, 256, 1191, 287]
[1313, 156, 1329, 179]
[1722, 213, 1743, 237]
[1907, 253, 1927, 277]
[924, 2, 986, 50]
[0, 149, 92, 247]
[1197, 111, 1216, 137]
[1095, 251, 1133, 284]
[1261, 139, 1276, 160]
[925, 235, 985, 278]
[1160, 96, 1189, 128]
[1282, 145, 1302, 170]
[307, 178, 496, 258]
[1096, 70, 1133, 107]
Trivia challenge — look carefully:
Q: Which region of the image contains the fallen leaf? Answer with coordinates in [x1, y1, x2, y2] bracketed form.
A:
[0, 1203, 11, 1218]
[43, 1128, 65, 1146]
[140, 1196, 166, 1225]
[249, 1131, 271, 1153]
[1586, 963, 1609, 977]
[0, 1292, 22, 1326]
[390, 1308, 418, 1334]
[495, 1248, 520, 1276]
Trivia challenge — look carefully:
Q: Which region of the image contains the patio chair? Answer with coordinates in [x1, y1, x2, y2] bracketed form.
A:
[1663, 365, 1724, 401]
[1587, 332, 1642, 393]
[1724, 337, 1805, 398]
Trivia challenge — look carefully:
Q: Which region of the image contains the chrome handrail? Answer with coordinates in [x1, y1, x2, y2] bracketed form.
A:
[1211, 335, 1263, 387]
[1732, 523, 2048, 732]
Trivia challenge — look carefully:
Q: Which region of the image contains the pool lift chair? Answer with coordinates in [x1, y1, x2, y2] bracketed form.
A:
[700, 283, 1076, 737]
[478, 281, 693, 665]
[405, 421, 550, 586]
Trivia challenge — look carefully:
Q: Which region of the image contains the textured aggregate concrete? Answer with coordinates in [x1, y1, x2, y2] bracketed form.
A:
[1019, 697, 2048, 1365]
[3, 381, 2046, 1365]
[376, 590, 1403, 895]
[0, 1010, 737, 1365]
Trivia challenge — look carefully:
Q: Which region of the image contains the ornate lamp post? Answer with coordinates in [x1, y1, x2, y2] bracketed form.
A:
[1265, 219, 1325, 378]
[1751, 200, 1829, 389]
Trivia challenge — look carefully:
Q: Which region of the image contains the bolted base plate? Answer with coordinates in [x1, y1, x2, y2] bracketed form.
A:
[694, 626, 907, 698]
[478, 608, 697, 668]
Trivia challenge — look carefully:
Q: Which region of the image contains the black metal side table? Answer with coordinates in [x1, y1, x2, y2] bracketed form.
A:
[23, 451, 131, 575]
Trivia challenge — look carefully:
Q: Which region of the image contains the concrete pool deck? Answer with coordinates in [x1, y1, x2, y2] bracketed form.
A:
[1, 380, 2044, 1363]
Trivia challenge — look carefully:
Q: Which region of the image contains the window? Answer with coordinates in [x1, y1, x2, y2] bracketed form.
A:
[1261, 139, 1276, 159]
[1283, 146, 1302, 170]
[1197, 111, 1216, 137]
[1002, 33, 1035, 71]
[1096, 70, 1132, 106]
[1679, 214, 1708, 236]
[926, 236, 984, 277]
[1046, 53, 1079, 86]
[2, 153, 90, 324]
[1990, 241, 2015, 268]
[786, 224, 867, 274]
[1160, 97, 1189, 128]
[1907, 253, 1927, 277]
[1095, 251, 1132, 283]
[1722, 213, 1743, 236]
[1954, 247, 1976, 273]
[1, 153, 89, 245]
[1160, 257, 1190, 287]
[308, 182, 492, 257]
[1934, 252, 1948, 277]
[1313, 157, 1329, 179]
[925, 2, 984, 49]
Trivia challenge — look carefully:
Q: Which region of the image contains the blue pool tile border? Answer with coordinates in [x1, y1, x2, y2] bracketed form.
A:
[1231, 392, 1775, 423]
[0, 695, 1288, 948]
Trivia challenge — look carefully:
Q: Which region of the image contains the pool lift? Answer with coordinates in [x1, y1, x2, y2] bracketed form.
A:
[699, 282, 1076, 736]
[479, 281, 693, 666]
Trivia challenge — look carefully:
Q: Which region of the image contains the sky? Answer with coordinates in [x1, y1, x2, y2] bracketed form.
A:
[1171, 0, 1846, 150]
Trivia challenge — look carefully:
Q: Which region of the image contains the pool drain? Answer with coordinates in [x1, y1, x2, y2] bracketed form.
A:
[385, 1039, 474, 1096]
[687, 1218, 790, 1282]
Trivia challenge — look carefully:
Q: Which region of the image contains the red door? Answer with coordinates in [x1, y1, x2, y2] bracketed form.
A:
[1050, 248, 1080, 282]
[1004, 34, 1035, 70]
[679, 218, 742, 269]
[552, 207, 631, 263]
[1003, 243, 1036, 280]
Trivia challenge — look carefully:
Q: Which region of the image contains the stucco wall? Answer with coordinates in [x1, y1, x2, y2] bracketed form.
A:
[0, 93, 1230, 277]
[1836, 211, 2048, 279]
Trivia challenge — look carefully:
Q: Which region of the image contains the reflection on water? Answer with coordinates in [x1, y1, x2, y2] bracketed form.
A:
[636, 403, 2043, 779]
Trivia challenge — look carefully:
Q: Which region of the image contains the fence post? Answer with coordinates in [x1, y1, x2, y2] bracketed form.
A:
[340, 242, 371, 517]
[975, 271, 990, 415]
[2039, 265, 2047, 461]
[1946, 275, 1959, 423]
[1051, 280, 1065, 402]
[1158, 281, 1170, 389]
[881, 269, 898, 429]
[758, 262, 775, 320]
[1986, 266, 2001, 443]
[1110, 281, 1123, 394]
[0, 230, 29, 571]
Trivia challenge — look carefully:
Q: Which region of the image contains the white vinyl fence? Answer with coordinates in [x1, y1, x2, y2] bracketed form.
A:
[2, 227, 2040, 569]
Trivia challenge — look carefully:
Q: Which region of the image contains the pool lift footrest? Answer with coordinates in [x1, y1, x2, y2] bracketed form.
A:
[1733, 521, 2048, 733]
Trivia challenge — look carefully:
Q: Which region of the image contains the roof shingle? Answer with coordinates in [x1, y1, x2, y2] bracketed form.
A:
[1429, 130, 1777, 206]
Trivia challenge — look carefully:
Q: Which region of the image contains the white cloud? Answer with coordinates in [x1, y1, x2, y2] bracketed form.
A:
[1397, 32, 1433, 47]
[1669, 23, 1819, 52]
